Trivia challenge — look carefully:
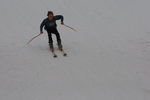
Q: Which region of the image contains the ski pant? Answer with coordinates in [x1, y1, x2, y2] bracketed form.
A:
[46, 27, 62, 49]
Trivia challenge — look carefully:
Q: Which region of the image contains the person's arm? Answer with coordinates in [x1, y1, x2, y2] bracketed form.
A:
[40, 19, 46, 33]
[55, 15, 64, 23]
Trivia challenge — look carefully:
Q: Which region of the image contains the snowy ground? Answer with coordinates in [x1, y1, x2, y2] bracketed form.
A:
[0, 0, 150, 100]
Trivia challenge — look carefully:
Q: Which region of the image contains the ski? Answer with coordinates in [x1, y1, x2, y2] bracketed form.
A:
[60, 48, 67, 57]
[50, 50, 57, 58]
[53, 54, 57, 58]
[50, 48, 67, 58]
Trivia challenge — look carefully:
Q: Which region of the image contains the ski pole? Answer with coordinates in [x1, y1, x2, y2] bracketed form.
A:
[63, 24, 77, 32]
[26, 33, 42, 45]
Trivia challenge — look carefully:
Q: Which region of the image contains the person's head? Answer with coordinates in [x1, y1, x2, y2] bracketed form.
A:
[47, 11, 54, 20]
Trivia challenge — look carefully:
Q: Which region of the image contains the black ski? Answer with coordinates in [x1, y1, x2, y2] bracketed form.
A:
[53, 54, 57, 58]
[50, 48, 67, 58]
[50, 50, 58, 58]
[60, 48, 67, 57]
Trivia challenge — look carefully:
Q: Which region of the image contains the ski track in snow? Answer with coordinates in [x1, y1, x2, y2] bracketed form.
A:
[0, 0, 150, 100]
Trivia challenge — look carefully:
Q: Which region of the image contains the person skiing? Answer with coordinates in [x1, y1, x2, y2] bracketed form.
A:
[40, 11, 64, 52]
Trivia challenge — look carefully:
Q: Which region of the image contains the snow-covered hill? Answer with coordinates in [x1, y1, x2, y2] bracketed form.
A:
[0, 0, 150, 100]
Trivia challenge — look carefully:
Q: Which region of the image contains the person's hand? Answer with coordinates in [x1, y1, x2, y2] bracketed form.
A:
[40, 32, 44, 34]
[61, 22, 64, 25]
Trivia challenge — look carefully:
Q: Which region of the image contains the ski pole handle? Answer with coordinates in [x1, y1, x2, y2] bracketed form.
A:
[27, 33, 42, 45]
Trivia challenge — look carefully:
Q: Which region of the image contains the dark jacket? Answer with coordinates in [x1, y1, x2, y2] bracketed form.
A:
[40, 15, 64, 32]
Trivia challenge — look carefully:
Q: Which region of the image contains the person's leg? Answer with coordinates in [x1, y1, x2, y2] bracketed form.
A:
[47, 30, 54, 51]
[53, 28, 63, 49]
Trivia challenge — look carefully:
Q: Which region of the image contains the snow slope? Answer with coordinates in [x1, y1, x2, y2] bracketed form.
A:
[0, 0, 150, 100]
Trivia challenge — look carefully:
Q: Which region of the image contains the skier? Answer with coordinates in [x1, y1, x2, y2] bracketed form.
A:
[40, 11, 64, 52]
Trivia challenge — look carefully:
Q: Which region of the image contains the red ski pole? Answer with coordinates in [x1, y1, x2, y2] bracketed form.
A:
[26, 33, 42, 45]
[63, 24, 77, 32]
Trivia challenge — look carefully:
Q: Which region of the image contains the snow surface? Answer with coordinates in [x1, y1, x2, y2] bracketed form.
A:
[0, 0, 150, 100]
